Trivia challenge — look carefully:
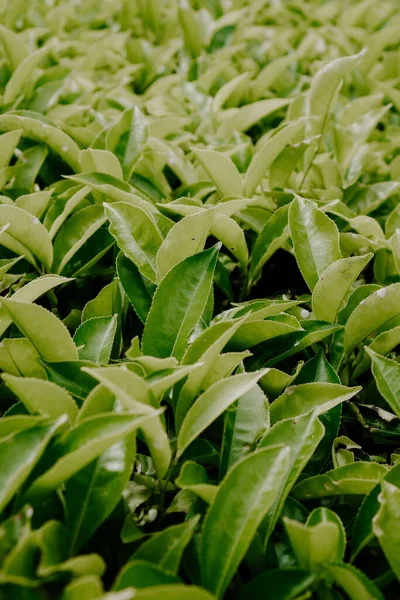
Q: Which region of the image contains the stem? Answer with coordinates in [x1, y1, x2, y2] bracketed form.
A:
[158, 455, 179, 521]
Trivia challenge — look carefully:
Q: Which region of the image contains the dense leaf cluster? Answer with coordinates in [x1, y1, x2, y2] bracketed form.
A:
[0, 0, 399, 598]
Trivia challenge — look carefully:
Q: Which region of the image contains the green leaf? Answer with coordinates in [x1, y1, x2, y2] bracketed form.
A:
[200, 445, 290, 597]
[0, 25, 27, 71]
[239, 569, 316, 600]
[293, 462, 387, 501]
[249, 205, 290, 286]
[351, 484, 380, 560]
[35, 520, 105, 578]
[15, 190, 52, 219]
[0, 111, 80, 171]
[247, 321, 340, 370]
[112, 560, 179, 591]
[258, 412, 324, 541]
[142, 245, 219, 360]
[194, 149, 243, 198]
[79, 149, 123, 180]
[48, 186, 91, 240]
[218, 98, 290, 138]
[227, 319, 300, 351]
[23, 412, 156, 503]
[176, 317, 248, 429]
[53, 205, 107, 274]
[1, 299, 78, 362]
[102, 585, 216, 600]
[156, 210, 213, 282]
[2, 375, 78, 422]
[366, 348, 400, 417]
[131, 517, 199, 575]
[344, 283, 400, 354]
[61, 575, 103, 600]
[373, 477, 400, 581]
[82, 367, 171, 479]
[312, 254, 373, 322]
[105, 202, 163, 284]
[74, 316, 118, 364]
[175, 461, 217, 504]
[0, 417, 64, 512]
[117, 252, 154, 324]
[284, 508, 345, 570]
[40, 360, 97, 403]
[65, 436, 136, 553]
[220, 383, 269, 477]
[4, 46, 48, 105]
[0, 204, 53, 270]
[0, 274, 72, 337]
[177, 370, 267, 458]
[325, 563, 384, 600]
[244, 120, 305, 197]
[289, 195, 341, 291]
[307, 51, 364, 139]
[269, 382, 360, 425]
[106, 106, 149, 181]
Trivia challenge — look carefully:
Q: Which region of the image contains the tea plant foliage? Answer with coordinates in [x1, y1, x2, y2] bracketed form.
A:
[0, 0, 399, 598]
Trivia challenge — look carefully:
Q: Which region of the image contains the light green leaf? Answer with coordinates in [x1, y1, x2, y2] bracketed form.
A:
[177, 370, 267, 458]
[307, 51, 364, 139]
[0, 111, 80, 170]
[0, 274, 72, 337]
[0, 25, 27, 71]
[105, 202, 163, 284]
[210, 213, 248, 269]
[344, 283, 400, 354]
[293, 462, 387, 500]
[143, 245, 219, 360]
[23, 412, 156, 502]
[74, 316, 118, 364]
[194, 149, 243, 198]
[61, 575, 104, 600]
[259, 412, 324, 541]
[284, 508, 345, 570]
[289, 195, 341, 291]
[312, 254, 373, 322]
[2, 375, 78, 422]
[156, 210, 213, 282]
[220, 383, 269, 477]
[227, 319, 300, 351]
[82, 367, 171, 479]
[218, 98, 290, 138]
[325, 563, 384, 600]
[0, 129, 22, 169]
[176, 318, 247, 428]
[53, 205, 107, 275]
[65, 437, 136, 553]
[48, 186, 91, 240]
[15, 190, 52, 219]
[269, 382, 360, 424]
[366, 348, 400, 417]
[4, 46, 49, 105]
[105, 106, 149, 181]
[0, 204, 53, 270]
[200, 445, 290, 597]
[79, 149, 123, 180]
[1, 298, 78, 362]
[0, 338, 46, 378]
[0, 417, 64, 512]
[244, 120, 305, 197]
